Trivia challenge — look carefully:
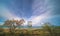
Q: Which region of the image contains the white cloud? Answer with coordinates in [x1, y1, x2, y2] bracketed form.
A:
[28, 0, 54, 26]
[0, 6, 21, 20]
[32, 0, 53, 15]
[0, 0, 54, 26]
[28, 12, 51, 26]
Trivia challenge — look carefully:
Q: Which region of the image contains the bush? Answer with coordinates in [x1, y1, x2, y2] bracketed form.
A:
[0, 28, 4, 32]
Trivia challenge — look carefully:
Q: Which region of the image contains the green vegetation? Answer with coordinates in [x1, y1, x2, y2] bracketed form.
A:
[0, 25, 60, 36]
[0, 19, 60, 36]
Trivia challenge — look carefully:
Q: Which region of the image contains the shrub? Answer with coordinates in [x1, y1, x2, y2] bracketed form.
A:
[0, 28, 4, 32]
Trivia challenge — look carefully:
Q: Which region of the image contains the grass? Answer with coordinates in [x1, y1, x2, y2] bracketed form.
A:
[0, 28, 60, 36]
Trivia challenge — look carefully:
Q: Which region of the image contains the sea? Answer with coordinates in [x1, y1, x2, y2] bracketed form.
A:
[0, 26, 42, 29]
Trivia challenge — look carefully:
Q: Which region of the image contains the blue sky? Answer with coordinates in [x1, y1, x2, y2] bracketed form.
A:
[0, 0, 60, 26]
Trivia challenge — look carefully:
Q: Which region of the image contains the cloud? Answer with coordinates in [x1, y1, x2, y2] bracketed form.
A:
[0, 0, 59, 26]
[28, 0, 54, 26]
[28, 12, 51, 26]
[32, 0, 53, 15]
[0, 5, 21, 20]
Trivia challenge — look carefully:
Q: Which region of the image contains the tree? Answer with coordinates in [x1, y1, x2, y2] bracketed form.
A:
[42, 22, 54, 36]
[3, 19, 25, 36]
[4, 19, 16, 32]
[16, 19, 25, 26]
[4, 19, 25, 32]
[16, 19, 25, 29]
[4, 20, 12, 26]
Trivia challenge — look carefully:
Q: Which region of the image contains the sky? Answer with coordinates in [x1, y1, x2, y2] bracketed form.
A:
[0, 0, 60, 26]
